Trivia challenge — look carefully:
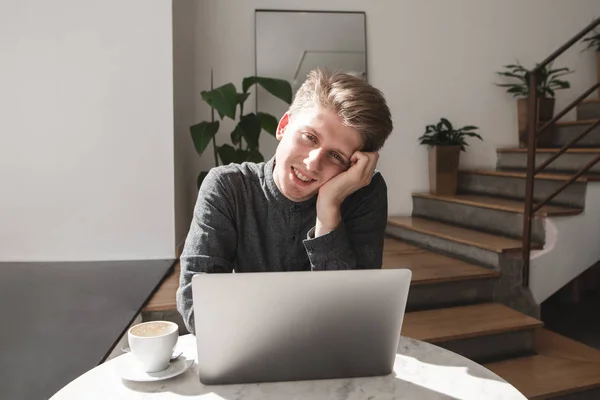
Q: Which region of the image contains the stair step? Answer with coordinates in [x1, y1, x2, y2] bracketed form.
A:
[534, 328, 600, 363]
[497, 147, 600, 153]
[485, 329, 600, 399]
[383, 237, 426, 254]
[141, 239, 500, 312]
[555, 118, 599, 126]
[488, 355, 600, 399]
[579, 99, 600, 120]
[496, 148, 600, 175]
[403, 303, 542, 361]
[384, 237, 497, 311]
[540, 118, 600, 147]
[412, 192, 581, 217]
[143, 263, 179, 312]
[555, 119, 598, 126]
[383, 238, 498, 285]
[462, 169, 596, 182]
[403, 303, 542, 343]
[458, 170, 588, 208]
[387, 216, 541, 253]
[412, 193, 579, 243]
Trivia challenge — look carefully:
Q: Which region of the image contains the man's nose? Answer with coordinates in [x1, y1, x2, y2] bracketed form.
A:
[304, 148, 325, 172]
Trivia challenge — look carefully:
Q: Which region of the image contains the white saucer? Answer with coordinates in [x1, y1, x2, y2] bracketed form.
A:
[116, 353, 194, 382]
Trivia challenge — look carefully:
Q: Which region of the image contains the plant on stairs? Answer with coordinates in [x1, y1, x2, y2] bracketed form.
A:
[418, 117, 482, 196]
[495, 61, 573, 147]
[190, 75, 292, 188]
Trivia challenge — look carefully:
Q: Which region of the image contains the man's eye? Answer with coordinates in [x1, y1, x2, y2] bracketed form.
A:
[304, 133, 317, 143]
[331, 152, 345, 164]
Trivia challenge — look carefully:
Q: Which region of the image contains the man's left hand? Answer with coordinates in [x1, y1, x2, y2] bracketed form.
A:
[314, 151, 379, 236]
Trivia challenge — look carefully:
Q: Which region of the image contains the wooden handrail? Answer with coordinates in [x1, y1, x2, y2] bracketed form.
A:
[521, 17, 600, 287]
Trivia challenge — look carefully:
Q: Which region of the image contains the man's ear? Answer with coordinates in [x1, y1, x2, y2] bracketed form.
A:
[276, 112, 291, 141]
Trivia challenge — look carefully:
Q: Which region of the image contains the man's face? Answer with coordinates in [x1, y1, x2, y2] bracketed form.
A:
[273, 106, 363, 202]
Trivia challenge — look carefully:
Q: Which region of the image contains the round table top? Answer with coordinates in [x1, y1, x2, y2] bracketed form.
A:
[51, 334, 527, 400]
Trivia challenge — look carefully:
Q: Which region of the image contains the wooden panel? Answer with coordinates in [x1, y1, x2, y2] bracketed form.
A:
[412, 192, 582, 216]
[143, 262, 180, 312]
[485, 354, 600, 399]
[387, 216, 542, 253]
[402, 303, 542, 343]
[383, 251, 498, 285]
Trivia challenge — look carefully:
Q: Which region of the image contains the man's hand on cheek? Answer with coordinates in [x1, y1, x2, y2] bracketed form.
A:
[314, 152, 379, 237]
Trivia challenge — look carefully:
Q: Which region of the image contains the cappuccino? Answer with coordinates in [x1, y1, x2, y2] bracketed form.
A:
[130, 321, 177, 338]
[128, 321, 179, 372]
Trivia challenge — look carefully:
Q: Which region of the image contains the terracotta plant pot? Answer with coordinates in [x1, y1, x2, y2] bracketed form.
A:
[428, 146, 461, 196]
[517, 97, 555, 148]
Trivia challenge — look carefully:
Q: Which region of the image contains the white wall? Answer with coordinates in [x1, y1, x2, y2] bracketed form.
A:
[530, 184, 600, 303]
[173, 0, 214, 247]
[176, 0, 599, 218]
[0, 0, 175, 261]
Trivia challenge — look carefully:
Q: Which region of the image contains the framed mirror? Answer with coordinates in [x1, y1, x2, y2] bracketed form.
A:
[255, 10, 367, 156]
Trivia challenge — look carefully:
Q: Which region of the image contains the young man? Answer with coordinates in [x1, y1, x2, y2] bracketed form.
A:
[177, 68, 393, 334]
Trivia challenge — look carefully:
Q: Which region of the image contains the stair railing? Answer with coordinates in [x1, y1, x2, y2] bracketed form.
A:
[522, 17, 600, 286]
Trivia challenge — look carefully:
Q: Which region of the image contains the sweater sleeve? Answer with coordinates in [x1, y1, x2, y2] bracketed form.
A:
[302, 172, 388, 270]
[176, 169, 236, 335]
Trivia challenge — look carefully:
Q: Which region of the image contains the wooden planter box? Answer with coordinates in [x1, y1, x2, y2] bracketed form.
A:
[517, 97, 555, 148]
[428, 146, 460, 196]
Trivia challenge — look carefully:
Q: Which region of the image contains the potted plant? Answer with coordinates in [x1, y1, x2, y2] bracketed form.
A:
[190, 75, 292, 187]
[496, 62, 573, 147]
[418, 118, 482, 196]
[582, 28, 600, 97]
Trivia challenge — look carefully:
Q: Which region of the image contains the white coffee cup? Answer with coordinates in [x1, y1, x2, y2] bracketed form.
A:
[127, 321, 179, 372]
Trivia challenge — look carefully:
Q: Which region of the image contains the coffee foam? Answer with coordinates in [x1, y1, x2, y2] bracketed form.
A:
[130, 321, 176, 337]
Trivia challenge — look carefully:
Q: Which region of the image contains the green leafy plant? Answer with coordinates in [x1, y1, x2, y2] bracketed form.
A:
[495, 62, 573, 98]
[418, 118, 482, 151]
[190, 76, 292, 187]
[582, 29, 600, 52]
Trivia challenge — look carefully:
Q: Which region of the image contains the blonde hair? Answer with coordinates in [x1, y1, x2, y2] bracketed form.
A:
[289, 68, 393, 152]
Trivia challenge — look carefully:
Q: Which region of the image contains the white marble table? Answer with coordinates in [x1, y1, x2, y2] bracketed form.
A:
[51, 334, 527, 399]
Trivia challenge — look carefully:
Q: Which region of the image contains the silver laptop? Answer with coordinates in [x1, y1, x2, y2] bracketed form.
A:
[191, 268, 412, 385]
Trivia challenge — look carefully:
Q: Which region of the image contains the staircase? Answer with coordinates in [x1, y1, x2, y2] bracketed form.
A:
[384, 98, 600, 399]
[143, 100, 600, 398]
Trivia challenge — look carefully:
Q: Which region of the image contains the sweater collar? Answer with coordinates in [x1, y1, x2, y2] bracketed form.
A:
[264, 157, 317, 211]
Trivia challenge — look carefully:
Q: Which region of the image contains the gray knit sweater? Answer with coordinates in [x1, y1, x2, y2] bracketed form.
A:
[176, 157, 388, 334]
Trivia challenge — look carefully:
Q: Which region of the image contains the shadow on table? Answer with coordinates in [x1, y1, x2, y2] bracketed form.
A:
[122, 365, 461, 399]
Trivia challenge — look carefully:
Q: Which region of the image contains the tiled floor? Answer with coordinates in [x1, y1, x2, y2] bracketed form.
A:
[542, 289, 600, 350]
